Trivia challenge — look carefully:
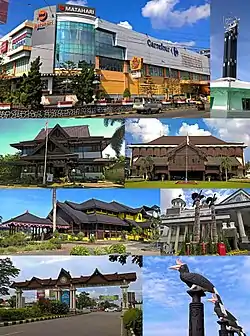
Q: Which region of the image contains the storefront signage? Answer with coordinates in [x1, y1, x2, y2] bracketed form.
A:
[130, 56, 143, 71]
[34, 9, 54, 31]
[147, 39, 179, 57]
[61, 291, 70, 306]
[57, 4, 96, 16]
[0, 40, 8, 54]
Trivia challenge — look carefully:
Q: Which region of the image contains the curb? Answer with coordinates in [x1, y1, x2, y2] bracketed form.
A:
[128, 327, 136, 336]
[0, 314, 68, 327]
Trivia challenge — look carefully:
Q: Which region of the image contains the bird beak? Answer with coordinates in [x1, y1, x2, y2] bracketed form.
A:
[169, 265, 181, 270]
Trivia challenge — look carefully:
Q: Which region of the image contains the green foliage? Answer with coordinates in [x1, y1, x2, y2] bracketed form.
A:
[36, 298, 52, 314]
[0, 153, 21, 182]
[123, 88, 131, 98]
[0, 258, 20, 295]
[89, 235, 96, 243]
[70, 246, 91, 255]
[105, 244, 126, 254]
[0, 307, 41, 321]
[71, 63, 95, 104]
[179, 242, 186, 255]
[103, 119, 125, 157]
[0, 232, 27, 248]
[195, 243, 202, 256]
[109, 255, 143, 267]
[50, 301, 69, 315]
[224, 238, 231, 252]
[77, 232, 85, 241]
[76, 292, 96, 309]
[0, 57, 11, 103]
[123, 308, 142, 336]
[93, 247, 105, 255]
[18, 57, 43, 109]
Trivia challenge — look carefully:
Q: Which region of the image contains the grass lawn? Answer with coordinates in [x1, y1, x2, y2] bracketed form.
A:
[125, 180, 250, 189]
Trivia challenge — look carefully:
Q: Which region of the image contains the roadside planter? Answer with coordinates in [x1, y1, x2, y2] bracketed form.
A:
[57, 101, 73, 108]
[0, 103, 11, 110]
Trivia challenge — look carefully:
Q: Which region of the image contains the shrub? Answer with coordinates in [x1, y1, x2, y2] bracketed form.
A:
[50, 301, 69, 315]
[6, 246, 18, 253]
[89, 235, 96, 243]
[70, 246, 90, 255]
[123, 308, 142, 336]
[123, 88, 131, 98]
[77, 232, 85, 241]
[93, 247, 106, 255]
[0, 307, 42, 321]
[36, 298, 52, 314]
[105, 244, 126, 254]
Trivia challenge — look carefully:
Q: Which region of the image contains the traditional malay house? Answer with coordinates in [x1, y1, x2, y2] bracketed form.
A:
[128, 135, 246, 181]
[1, 199, 159, 239]
[10, 124, 112, 181]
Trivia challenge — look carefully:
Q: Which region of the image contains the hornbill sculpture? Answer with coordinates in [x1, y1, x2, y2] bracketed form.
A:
[206, 194, 218, 207]
[191, 190, 205, 207]
[208, 294, 246, 336]
[169, 259, 227, 315]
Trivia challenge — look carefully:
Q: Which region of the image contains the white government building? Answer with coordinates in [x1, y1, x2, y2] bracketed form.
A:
[160, 189, 250, 252]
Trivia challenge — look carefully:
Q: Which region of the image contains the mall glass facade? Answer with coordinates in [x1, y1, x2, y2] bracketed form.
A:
[95, 30, 125, 60]
[55, 21, 95, 68]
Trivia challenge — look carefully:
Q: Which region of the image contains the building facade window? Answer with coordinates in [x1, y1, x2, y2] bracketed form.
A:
[15, 58, 29, 75]
[180, 71, 190, 80]
[99, 56, 124, 72]
[95, 30, 125, 60]
[55, 21, 95, 68]
[169, 68, 179, 78]
[148, 65, 164, 77]
[191, 73, 200, 80]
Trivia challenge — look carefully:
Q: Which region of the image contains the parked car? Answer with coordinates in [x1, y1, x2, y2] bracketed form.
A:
[133, 97, 162, 114]
[104, 307, 118, 312]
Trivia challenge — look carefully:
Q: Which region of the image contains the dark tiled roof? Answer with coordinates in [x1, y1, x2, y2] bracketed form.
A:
[145, 135, 243, 146]
[88, 213, 129, 226]
[11, 268, 137, 289]
[134, 157, 168, 166]
[206, 156, 241, 166]
[67, 199, 119, 213]
[57, 202, 89, 224]
[110, 201, 141, 214]
[35, 125, 90, 140]
[125, 219, 152, 229]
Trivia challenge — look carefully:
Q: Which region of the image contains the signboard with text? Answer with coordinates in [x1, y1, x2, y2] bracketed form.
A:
[0, 41, 8, 54]
[57, 4, 96, 16]
[147, 39, 179, 57]
[61, 291, 70, 306]
[99, 295, 119, 301]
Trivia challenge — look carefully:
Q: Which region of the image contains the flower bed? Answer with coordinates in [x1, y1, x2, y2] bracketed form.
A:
[70, 243, 126, 255]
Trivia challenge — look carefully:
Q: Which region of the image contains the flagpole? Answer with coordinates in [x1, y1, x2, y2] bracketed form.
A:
[43, 121, 49, 185]
[185, 133, 188, 182]
[52, 188, 57, 233]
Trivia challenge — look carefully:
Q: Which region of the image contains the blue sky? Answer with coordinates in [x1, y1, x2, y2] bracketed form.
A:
[211, 0, 250, 80]
[0, 188, 160, 221]
[2, 256, 141, 302]
[0, 0, 209, 50]
[143, 256, 250, 336]
[0, 118, 122, 157]
[160, 188, 250, 213]
[125, 118, 250, 161]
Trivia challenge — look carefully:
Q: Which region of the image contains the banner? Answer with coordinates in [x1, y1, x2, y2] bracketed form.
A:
[61, 291, 70, 306]
[99, 295, 119, 301]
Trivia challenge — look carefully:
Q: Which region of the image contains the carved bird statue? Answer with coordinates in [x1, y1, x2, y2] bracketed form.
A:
[191, 190, 205, 207]
[206, 194, 218, 207]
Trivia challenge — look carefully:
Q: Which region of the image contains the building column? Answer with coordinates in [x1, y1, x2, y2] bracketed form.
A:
[16, 289, 23, 308]
[167, 226, 172, 245]
[120, 281, 129, 336]
[69, 287, 76, 311]
[184, 225, 188, 240]
[174, 226, 180, 252]
[236, 211, 249, 242]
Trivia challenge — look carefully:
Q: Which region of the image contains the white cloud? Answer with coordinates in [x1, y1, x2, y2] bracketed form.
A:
[160, 189, 184, 214]
[66, 0, 87, 5]
[126, 119, 169, 143]
[142, 0, 210, 29]
[177, 122, 211, 136]
[102, 141, 125, 158]
[118, 21, 133, 30]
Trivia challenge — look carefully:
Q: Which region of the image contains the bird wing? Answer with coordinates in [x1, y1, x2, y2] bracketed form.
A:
[183, 272, 214, 292]
[226, 310, 238, 322]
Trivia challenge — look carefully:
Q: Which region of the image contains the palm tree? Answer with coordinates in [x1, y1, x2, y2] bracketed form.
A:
[103, 119, 125, 157]
[192, 191, 205, 243]
[139, 156, 154, 180]
[220, 156, 232, 181]
[206, 194, 218, 243]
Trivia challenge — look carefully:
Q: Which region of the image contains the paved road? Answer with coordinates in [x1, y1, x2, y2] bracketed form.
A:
[107, 108, 210, 119]
[0, 312, 121, 336]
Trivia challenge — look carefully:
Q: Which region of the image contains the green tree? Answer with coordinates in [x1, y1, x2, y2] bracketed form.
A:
[19, 57, 43, 109]
[123, 88, 131, 99]
[71, 63, 95, 105]
[0, 57, 11, 103]
[59, 60, 77, 97]
[0, 258, 20, 295]
[76, 292, 96, 309]
[138, 156, 154, 180]
[7, 295, 16, 308]
[109, 255, 142, 268]
[104, 119, 125, 157]
[220, 156, 232, 181]
[0, 153, 21, 182]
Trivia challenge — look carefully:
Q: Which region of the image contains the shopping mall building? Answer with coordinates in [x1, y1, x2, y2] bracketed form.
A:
[0, 3, 210, 98]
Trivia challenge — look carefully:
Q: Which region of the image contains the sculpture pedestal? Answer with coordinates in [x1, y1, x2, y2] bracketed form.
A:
[217, 320, 229, 336]
[187, 290, 206, 336]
